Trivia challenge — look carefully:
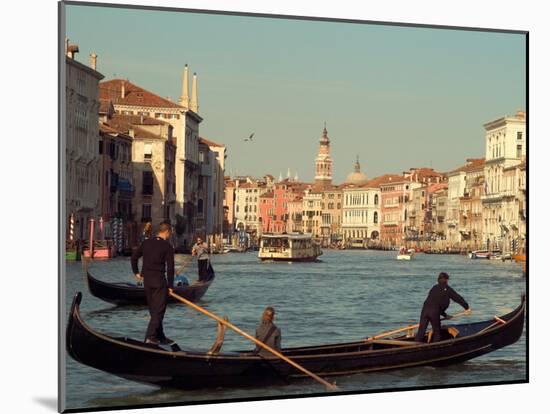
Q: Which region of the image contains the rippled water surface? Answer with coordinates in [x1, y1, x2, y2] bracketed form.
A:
[63, 250, 526, 410]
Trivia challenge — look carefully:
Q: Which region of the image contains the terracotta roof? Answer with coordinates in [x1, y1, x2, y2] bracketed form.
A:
[260, 191, 274, 198]
[199, 136, 224, 147]
[99, 99, 114, 114]
[103, 114, 171, 141]
[372, 174, 406, 187]
[449, 158, 485, 174]
[100, 79, 184, 109]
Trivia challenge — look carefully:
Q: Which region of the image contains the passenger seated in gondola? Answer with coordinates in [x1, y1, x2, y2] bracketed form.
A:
[255, 306, 281, 357]
[415, 272, 471, 343]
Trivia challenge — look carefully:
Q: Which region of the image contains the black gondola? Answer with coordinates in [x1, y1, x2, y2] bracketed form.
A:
[66, 293, 525, 390]
[85, 265, 215, 306]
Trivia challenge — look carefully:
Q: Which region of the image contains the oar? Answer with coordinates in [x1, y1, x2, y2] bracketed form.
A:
[365, 309, 472, 342]
[168, 289, 339, 392]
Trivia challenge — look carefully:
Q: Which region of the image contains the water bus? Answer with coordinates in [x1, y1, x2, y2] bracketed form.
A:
[258, 233, 322, 262]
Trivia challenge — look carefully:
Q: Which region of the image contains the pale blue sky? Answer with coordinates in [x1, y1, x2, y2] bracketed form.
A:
[65, 4, 526, 183]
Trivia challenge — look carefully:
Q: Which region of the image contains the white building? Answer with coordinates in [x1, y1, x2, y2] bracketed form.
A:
[340, 157, 381, 243]
[65, 43, 103, 240]
[481, 110, 526, 251]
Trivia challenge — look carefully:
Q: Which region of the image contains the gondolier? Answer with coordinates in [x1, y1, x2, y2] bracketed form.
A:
[131, 221, 175, 345]
[192, 236, 210, 281]
[415, 272, 471, 343]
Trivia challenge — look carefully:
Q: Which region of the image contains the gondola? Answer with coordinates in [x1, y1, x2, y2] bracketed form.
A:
[66, 292, 525, 390]
[85, 265, 215, 306]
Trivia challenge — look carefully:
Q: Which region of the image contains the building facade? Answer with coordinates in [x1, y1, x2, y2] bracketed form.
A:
[481, 110, 526, 251]
[99, 68, 203, 249]
[65, 45, 103, 241]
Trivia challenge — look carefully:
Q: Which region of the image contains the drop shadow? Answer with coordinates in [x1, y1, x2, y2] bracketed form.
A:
[33, 397, 57, 412]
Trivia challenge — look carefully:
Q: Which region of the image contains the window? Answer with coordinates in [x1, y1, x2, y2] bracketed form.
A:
[99, 140, 103, 154]
[144, 142, 152, 162]
[517, 131, 523, 140]
[516, 145, 522, 158]
[142, 171, 153, 195]
[199, 151, 205, 163]
[198, 199, 204, 214]
[142, 204, 152, 221]
[374, 194, 379, 205]
[374, 212, 378, 224]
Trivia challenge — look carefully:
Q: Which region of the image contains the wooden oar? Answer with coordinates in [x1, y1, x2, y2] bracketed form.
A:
[365, 309, 472, 342]
[168, 289, 339, 392]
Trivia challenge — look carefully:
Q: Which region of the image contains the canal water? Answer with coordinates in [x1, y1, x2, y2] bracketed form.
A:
[63, 250, 526, 410]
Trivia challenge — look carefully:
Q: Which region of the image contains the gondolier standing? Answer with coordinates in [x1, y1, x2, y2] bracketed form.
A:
[415, 272, 471, 343]
[192, 236, 210, 281]
[131, 221, 175, 345]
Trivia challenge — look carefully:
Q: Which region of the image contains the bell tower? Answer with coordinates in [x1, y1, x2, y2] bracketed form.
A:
[314, 123, 333, 189]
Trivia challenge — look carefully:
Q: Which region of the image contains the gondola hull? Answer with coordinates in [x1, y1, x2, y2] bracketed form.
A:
[66, 293, 525, 390]
[86, 267, 215, 306]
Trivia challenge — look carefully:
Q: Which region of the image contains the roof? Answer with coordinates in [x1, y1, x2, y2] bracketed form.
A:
[260, 191, 274, 198]
[199, 136, 224, 147]
[102, 114, 172, 142]
[449, 158, 486, 174]
[372, 174, 406, 187]
[100, 79, 184, 109]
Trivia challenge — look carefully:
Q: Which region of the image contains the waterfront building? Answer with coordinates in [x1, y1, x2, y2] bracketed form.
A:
[314, 125, 333, 190]
[500, 159, 527, 254]
[258, 179, 309, 235]
[223, 177, 236, 240]
[97, 121, 133, 228]
[431, 185, 449, 245]
[341, 158, 377, 246]
[234, 177, 270, 237]
[287, 195, 304, 233]
[65, 43, 103, 240]
[405, 185, 428, 244]
[99, 66, 203, 249]
[481, 110, 526, 251]
[446, 159, 485, 248]
[302, 189, 323, 237]
[103, 114, 177, 238]
[320, 187, 343, 247]
[379, 175, 420, 247]
[457, 158, 486, 251]
[197, 137, 226, 248]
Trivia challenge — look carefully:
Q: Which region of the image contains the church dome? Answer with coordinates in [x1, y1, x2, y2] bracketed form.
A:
[345, 156, 368, 185]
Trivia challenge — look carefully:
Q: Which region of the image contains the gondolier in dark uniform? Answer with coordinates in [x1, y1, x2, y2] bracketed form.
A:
[131, 221, 175, 345]
[255, 306, 281, 357]
[192, 236, 210, 282]
[415, 272, 471, 343]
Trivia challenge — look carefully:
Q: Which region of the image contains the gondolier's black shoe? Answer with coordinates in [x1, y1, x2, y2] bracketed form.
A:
[145, 338, 160, 345]
[159, 337, 176, 345]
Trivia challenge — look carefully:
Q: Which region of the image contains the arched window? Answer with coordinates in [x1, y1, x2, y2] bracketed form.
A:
[374, 212, 378, 224]
[374, 194, 379, 205]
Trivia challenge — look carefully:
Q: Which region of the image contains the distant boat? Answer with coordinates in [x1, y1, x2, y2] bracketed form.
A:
[469, 250, 502, 260]
[397, 248, 415, 261]
[259, 233, 322, 262]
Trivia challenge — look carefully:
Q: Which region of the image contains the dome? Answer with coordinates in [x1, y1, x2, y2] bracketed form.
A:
[345, 156, 368, 185]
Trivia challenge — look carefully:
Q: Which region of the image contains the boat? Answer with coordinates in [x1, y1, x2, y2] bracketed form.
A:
[347, 238, 366, 249]
[83, 239, 117, 259]
[258, 233, 322, 261]
[66, 293, 525, 390]
[85, 266, 215, 306]
[469, 250, 491, 259]
[396, 248, 415, 261]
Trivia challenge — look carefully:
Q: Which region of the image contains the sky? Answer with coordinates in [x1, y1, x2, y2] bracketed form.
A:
[65, 4, 526, 183]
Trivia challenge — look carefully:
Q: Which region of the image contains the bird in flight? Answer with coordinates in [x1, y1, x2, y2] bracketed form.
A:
[244, 132, 255, 142]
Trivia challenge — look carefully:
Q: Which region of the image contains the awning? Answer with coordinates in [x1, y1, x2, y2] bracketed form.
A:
[118, 178, 134, 192]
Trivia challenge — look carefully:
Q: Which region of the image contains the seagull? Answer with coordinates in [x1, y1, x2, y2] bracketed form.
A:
[244, 132, 255, 142]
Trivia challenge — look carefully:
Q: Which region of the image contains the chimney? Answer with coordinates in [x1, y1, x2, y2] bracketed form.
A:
[66, 43, 79, 59]
[121, 81, 126, 99]
[89, 52, 97, 70]
[190, 72, 199, 113]
[179, 64, 190, 108]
